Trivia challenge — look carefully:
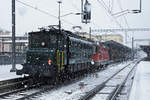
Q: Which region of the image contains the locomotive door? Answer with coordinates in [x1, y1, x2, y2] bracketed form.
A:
[56, 35, 65, 73]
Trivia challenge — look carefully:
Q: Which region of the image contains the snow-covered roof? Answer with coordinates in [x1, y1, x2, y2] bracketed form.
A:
[0, 35, 27, 38]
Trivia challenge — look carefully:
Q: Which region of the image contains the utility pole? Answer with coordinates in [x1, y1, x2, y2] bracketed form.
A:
[10, 0, 16, 72]
[81, 0, 83, 23]
[125, 32, 127, 44]
[140, 0, 142, 12]
[57, 0, 62, 50]
[132, 37, 134, 60]
[58, 0, 61, 32]
[89, 27, 91, 39]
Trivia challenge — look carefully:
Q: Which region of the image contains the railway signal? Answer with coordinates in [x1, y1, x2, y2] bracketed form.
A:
[81, 0, 91, 24]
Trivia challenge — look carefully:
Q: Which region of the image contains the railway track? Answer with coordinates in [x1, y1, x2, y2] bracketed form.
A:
[0, 72, 87, 100]
[14, 75, 88, 100]
[0, 77, 44, 100]
[0, 60, 138, 100]
[15, 85, 53, 100]
[0, 77, 30, 94]
[15, 61, 133, 100]
[106, 62, 139, 100]
[2, 77, 85, 100]
[16, 62, 129, 100]
[78, 59, 141, 100]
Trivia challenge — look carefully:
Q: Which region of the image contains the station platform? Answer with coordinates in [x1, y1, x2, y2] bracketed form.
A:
[129, 61, 150, 100]
[0, 64, 21, 81]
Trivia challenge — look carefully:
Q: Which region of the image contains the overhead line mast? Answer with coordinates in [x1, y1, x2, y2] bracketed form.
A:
[10, 0, 16, 72]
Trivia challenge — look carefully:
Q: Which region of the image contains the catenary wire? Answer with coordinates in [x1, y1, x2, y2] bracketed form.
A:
[96, 0, 123, 28]
[66, 0, 101, 28]
[66, 0, 80, 11]
[118, 0, 132, 39]
[16, 0, 75, 26]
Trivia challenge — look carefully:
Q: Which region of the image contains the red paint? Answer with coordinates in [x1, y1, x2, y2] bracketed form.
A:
[92, 45, 110, 66]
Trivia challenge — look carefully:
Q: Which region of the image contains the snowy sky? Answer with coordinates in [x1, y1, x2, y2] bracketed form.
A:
[0, 0, 150, 46]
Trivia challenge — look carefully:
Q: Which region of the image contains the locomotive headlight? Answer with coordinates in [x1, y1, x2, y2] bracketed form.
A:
[48, 59, 52, 65]
[16, 65, 23, 70]
[41, 42, 45, 46]
[91, 60, 94, 65]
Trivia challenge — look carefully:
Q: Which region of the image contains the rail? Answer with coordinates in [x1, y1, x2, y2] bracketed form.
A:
[0, 77, 43, 98]
[107, 60, 141, 100]
[79, 59, 141, 100]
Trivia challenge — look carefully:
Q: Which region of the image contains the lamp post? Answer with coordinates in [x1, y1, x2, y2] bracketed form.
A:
[140, 0, 142, 12]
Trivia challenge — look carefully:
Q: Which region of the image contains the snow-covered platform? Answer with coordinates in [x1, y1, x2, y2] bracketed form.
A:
[129, 61, 150, 100]
[0, 65, 22, 81]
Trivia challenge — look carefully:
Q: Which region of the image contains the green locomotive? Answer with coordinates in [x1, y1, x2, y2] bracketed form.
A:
[17, 27, 95, 77]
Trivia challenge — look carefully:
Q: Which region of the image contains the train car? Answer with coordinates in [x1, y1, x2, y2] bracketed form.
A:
[91, 40, 132, 67]
[103, 40, 132, 62]
[140, 45, 150, 60]
[16, 26, 132, 78]
[92, 44, 110, 67]
[17, 26, 95, 77]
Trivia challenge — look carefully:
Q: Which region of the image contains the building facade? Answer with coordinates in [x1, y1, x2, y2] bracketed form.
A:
[77, 32, 123, 44]
[0, 32, 28, 52]
[0, 32, 10, 52]
[100, 34, 123, 44]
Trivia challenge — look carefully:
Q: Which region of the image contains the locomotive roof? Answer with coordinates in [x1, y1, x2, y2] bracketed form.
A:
[28, 28, 95, 44]
[69, 36, 93, 45]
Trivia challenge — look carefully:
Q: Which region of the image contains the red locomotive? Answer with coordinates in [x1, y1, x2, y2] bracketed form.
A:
[92, 40, 132, 67]
[92, 44, 110, 67]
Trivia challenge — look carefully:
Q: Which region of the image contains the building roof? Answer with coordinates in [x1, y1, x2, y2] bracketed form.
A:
[0, 35, 27, 38]
[100, 34, 123, 37]
[3, 40, 28, 44]
[104, 40, 131, 52]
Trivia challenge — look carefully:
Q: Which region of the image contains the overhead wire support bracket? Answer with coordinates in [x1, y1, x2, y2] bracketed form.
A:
[91, 28, 150, 33]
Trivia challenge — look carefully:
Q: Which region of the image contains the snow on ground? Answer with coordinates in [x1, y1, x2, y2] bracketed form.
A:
[117, 62, 137, 100]
[36, 61, 134, 100]
[0, 64, 22, 81]
[135, 50, 147, 59]
[91, 60, 137, 100]
[129, 61, 150, 100]
[1, 60, 146, 100]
